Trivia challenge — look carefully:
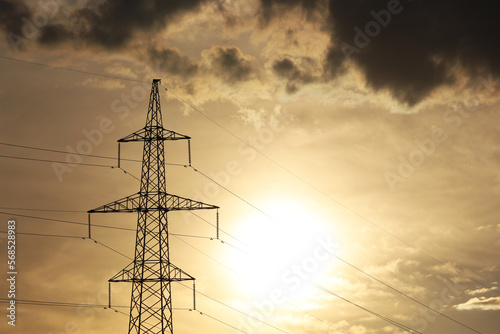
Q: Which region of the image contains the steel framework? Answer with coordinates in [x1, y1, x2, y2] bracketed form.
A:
[88, 79, 218, 334]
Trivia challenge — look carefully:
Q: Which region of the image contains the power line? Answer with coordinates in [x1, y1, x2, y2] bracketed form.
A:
[330, 254, 483, 334]
[0, 228, 237, 321]
[0, 167, 485, 333]
[287, 302, 348, 334]
[178, 282, 291, 334]
[0, 142, 187, 167]
[0, 54, 491, 290]
[0, 210, 134, 231]
[180, 168, 484, 334]
[0, 142, 139, 163]
[74, 229, 290, 334]
[0, 229, 250, 333]
[174, 235, 347, 333]
[89, 238, 132, 260]
[0, 207, 84, 212]
[12, 210, 423, 334]
[191, 166, 276, 222]
[0, 211, 222, 240]
[0, 55, 147, 84]
[111, 306, 247, 334]
[308, 282, 422, 334]
[0, 56, 490, 331]
[102, 226, 416, 334]
[176, 232, 424, 334]
[197, 310, 248, 334]
[0, 154, 115, 168]
[0, 298, 122, 309]
[0, 204, 240, 245]
[118, 167, 141, 182]
[172, 235, 242, 278]
[0, 230, 84, 239]
[188, 210, 245, 248]
[164, 88, 490, 290]
[1, 167, 484, 333]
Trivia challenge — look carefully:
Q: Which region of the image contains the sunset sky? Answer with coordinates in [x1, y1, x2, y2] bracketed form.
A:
[0, 0, 499, 333]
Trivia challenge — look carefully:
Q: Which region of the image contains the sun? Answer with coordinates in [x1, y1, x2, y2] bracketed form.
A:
[226, 197, 338, 303]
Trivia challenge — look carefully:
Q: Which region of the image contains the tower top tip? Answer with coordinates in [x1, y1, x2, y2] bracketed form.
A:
[153, 78, 161, 83]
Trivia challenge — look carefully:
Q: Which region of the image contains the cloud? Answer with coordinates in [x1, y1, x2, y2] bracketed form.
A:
[37, 23, 74, 45]
[258, 0, 500, 106]
[454, 296, 500, 311]
[465, 287, 498, 296]
[258, 0, 327, 26]
[272, 57, 320, 94]
[202, 46, 254, 83]
[33, 0, 208, 48]
[81, 77, 125, 90]
[148, 47, 198, 78]
[325, 0, 500, 106]
[0, 0, 31, 44]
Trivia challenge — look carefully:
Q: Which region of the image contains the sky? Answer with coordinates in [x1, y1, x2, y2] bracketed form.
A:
[0, 0, 499, 333]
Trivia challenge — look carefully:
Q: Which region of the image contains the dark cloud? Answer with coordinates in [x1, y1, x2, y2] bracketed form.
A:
[5, 0, 207, 49]
[206, 46, 253, 83]
[258, 0, 327, 26]
[328, 1, 500, 105]
[272, 57, 317, 94]
[38, 24, 74, 46]
[148, 47, 198, 78]
[0, 0, 31, 43]
[261, 0, 500, 105]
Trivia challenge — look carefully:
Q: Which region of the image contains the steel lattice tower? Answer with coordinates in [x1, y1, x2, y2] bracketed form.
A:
[88, 79, 219, 334]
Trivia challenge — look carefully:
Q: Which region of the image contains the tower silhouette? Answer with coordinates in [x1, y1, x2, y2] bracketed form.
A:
[88, 79, 219, 333]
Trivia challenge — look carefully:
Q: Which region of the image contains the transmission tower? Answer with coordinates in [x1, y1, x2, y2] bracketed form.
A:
[88, 79, 219, 334]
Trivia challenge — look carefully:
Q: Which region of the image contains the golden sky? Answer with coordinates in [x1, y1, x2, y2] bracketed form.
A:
[0, 0, 499, 333]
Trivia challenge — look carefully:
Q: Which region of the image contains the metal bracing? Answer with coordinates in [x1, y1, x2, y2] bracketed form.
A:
[88, 79, 218, 334]
[88, 192, 218, 213]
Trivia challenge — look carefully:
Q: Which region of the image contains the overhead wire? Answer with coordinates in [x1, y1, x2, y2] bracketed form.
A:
[0, 298, 123, 309]
[0, 207, 84, 212]
[0, 141, 186, 167]
[0, 55, 148, 84]
[173, 234, 348, 333]
[0, 230, 84, 239]
[177, 282, 291, 334]
[78, 234, 291, 334]
[0, 56, 489, 332]
[4, 204, 471, 333]
[186, 168, 484, 334]
[308, 282, 422, 334]
[188, 210, 245, 248]
[0, 164, 485, 333]
[163, 87, 490, 290]
[196, 310, 247, 334]
[330, 253, 483, 334]
[0, 54, 490, 291]
[0, 222, 365, 334]
[0, 171, 484, 332]
[0, 211, 221, 240]
[0, 142, 140, 163]
[0, 154, 116, 168]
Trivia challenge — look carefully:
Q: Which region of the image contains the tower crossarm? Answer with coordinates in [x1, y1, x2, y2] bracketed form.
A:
[88, 192, 218, 213]
[118, 127, 191, 143]
[109, 262, 195, 283]
[164, 193, 219, 211]
[87, 192, 141, 213]
[169, 263, 195, 281]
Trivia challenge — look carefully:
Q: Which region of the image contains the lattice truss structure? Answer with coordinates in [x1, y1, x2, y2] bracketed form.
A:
[88, 79, 219, 334]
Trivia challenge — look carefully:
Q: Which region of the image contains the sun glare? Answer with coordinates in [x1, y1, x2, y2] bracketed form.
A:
[227, 198, 338, 304]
